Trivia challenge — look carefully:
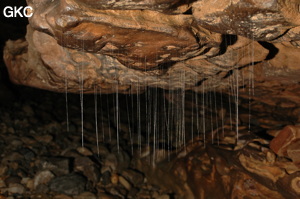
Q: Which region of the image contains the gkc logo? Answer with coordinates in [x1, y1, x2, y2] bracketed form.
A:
[3, 6, 33, 18]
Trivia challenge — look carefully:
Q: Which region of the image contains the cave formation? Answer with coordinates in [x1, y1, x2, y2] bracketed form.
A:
[1, 0, 300, 198]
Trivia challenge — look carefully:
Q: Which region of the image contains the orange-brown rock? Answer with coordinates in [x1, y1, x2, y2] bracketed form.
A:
[135, 126, 300, 198]
[4, 26, 270, 94]
[27, 0, 203, 70]
[270, 125, 300, 167]
[192, 0, 295, 41]
[74, 0, 185, 11]
[2, 0, 299, 102]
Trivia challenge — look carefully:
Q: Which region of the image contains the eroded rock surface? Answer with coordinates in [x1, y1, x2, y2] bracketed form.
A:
[136, 125, 300, 199]
[3, 0, 300, 104]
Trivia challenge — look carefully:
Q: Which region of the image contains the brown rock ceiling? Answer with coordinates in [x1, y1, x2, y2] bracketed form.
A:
[3, 0, 300, 99]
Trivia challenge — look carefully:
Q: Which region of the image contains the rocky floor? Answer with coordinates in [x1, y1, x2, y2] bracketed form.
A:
[3, 75, 300, 199]
[2, 69, 300, 198]
[0, 75, 176, 199]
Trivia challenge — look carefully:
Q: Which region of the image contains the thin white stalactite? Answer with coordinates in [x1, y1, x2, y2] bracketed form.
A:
[235, 70, 239, 142]
[94, 85, 100, 156]
[181, 87, 186, 154]
[213, 83, 219, 145]
[126, 94, 133, 154]
[106, 95, 111, 141]
[137, 85, 142, 155]
[196, 86, 199, 138]
[79, 47, 84, 148]
[152, 87, 157, 165]
[116, 85, 120, 153]
[202, 78, 206, 148]
[220, 88, 225, 137]
[65, 64, 69, 133]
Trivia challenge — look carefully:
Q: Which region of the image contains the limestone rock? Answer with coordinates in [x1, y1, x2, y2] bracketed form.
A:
[192, 0, 294, 41]
[49, 173, 87, 195]
[27, 0, 200, 70]
[135, 126, 300, 198]
[2, 0, 300, 110]
[33, 170, 55, 190]
[270, 125, 300, 167]
[73, 0, 184, 11]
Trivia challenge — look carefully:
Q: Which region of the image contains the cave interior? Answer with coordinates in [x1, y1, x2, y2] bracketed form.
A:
[1, 0, 300, 199]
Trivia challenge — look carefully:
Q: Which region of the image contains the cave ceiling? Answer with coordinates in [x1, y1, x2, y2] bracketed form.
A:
[2, 0, 300, 110]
